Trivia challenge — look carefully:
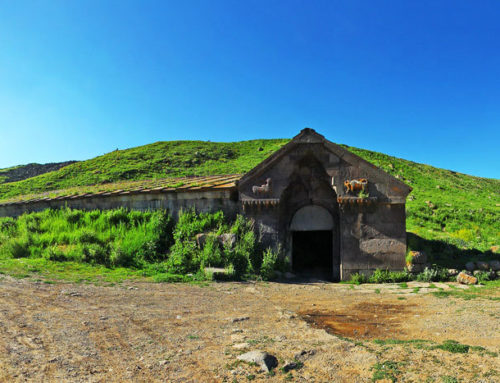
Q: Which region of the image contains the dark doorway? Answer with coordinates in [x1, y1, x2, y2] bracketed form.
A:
[292, 230, 333, 280]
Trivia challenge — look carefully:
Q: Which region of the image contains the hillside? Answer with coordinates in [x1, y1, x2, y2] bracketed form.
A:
[0, 139, 498, 258]
[0, 161, 77, 184]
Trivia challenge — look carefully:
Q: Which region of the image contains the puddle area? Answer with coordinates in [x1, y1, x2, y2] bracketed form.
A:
[299, 302, 413, 340]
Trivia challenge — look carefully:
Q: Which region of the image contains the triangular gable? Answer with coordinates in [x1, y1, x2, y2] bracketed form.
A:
[238, 128, 412, 197]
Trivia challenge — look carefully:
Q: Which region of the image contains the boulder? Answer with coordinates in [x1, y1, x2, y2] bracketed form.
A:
[476, 261, 490, 271]
[465, 262, 475, 272]
[457, 271, 477, 285]
[284, 272, 296, 279]
[489, 260, 500, 271]
[237, 351, 278, 372]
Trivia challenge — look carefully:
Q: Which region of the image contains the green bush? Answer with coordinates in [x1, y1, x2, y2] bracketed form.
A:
[433, 340, 470, 354]
[416, 266, 449, 282]
[43, 246, 67, 262]
[166, 240, 198, 274]
[348, 272, 368, 284]
[2, 237, 31, 258]
[369, 269, 412, 283]
[260, 247, 279, 281]
[81, 243, 110, 266]
[474, 270, 493, 283]
[197, 235, 223, 268]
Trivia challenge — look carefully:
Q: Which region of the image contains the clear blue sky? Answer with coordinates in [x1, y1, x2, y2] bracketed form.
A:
[0, 1, 499, 178]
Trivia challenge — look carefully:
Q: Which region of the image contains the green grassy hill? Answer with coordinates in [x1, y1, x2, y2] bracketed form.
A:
[0, 139, 498, 261]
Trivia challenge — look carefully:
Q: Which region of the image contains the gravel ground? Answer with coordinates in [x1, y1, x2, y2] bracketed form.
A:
[0, 276, 498, 382]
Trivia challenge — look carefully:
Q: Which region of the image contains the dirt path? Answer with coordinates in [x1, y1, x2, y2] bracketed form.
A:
[0, 276, 498, 382]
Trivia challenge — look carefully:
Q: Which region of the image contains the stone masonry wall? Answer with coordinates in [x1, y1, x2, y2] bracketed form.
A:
[0, 190, 240, 220]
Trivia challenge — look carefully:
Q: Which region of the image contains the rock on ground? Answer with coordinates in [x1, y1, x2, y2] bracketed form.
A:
[457, 271, 478, 285]
[237, 351, 278, 372]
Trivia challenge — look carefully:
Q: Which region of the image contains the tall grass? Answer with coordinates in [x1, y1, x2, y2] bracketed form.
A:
[0, 207, 279, 280]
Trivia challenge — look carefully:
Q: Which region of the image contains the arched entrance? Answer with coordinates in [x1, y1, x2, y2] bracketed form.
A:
[290, 205, 339, 280]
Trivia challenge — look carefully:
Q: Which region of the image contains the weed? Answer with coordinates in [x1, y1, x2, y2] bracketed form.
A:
[348, 272, 368, 284]
[371, 361, 401, 382]
[440, 376, 458, 383]
[433, 340, 469, 353]
[416, 266, 449, 282]
[260, 246, 279, 281]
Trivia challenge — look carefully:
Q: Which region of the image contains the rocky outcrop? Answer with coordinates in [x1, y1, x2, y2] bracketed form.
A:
[0, 161, 77, 183]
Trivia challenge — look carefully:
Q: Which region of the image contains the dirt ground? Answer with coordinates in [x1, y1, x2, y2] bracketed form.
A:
[0, 276, 498, 383]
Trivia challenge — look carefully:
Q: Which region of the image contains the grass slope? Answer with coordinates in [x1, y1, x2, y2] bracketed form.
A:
[0, 140, 288, 199]
[0, 139, 498, 260]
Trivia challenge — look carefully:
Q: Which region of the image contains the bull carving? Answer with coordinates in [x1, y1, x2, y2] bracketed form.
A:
[252, 178, 272, 196]
[344, 178, 368, 194]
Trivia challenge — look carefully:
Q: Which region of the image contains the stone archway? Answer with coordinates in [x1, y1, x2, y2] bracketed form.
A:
[289, 205, 339, 281]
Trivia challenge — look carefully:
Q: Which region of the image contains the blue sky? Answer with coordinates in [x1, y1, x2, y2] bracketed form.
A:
[0, 1, 499, 178]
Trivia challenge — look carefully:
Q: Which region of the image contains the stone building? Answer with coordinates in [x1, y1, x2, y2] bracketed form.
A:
[0, 128, 411, 280]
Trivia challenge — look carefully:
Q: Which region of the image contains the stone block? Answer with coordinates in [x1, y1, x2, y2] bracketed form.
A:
[465, 262, 475, 272]
[489, 260, 500, 271]
[359, 238, 406, 254]
[476, 261, 490, 271]
[457, 271, 477, 285]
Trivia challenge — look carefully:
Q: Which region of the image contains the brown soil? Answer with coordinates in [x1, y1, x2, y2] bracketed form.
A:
[0, 277, 498, 382]
[299, 302, 416, 339]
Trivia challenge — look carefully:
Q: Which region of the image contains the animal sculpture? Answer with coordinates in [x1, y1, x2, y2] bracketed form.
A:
[344, 178, 368, 194]
[252, 178, 272, 196]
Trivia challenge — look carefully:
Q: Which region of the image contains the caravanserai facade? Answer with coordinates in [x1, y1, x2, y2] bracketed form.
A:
[0, 129, 411, 280]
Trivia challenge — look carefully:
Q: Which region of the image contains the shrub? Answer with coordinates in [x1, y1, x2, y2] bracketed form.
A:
[348, 272, 368, 285]
[0, 217, 16, 233]
[2, 237, 31, 258]
[369, 269, 412, 283]
[105, 208, 130, 226]
[75, 229, 101, 244]
[174, 209, 225, 241]
[224, 244, 249, 279]
[166, 240, 198, 274]
[66, 209, 84, 225]
[81, 243, 110, 266]
[475, 270, 493, 283]
[43, 246, 67, 262]
[197, 235, 223, 268]
[260, 247, 279, 281]
[433, 340, 470, 354]
[416, 266, 449, 282]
